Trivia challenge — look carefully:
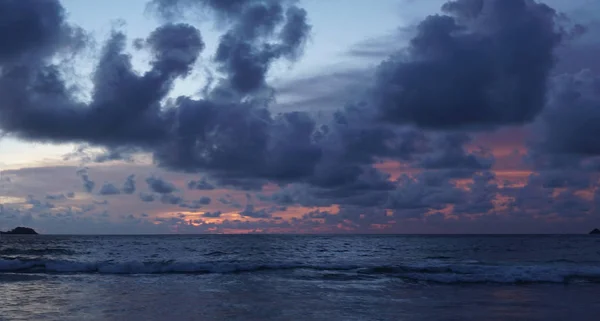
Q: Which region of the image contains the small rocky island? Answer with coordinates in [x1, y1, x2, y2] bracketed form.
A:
[0, 227, 39, 235]
[590, 228, 600, 235]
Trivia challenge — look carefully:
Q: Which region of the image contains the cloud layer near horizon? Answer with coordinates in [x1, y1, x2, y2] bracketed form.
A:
[1, 0, 600, 234]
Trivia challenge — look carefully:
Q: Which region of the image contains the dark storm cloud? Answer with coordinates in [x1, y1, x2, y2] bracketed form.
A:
[532, 70, 600, 158]
[263, 165, 397, 209]
[418, 133, 493, 172]
[534, 170, 592, 190]
[145, 23, 205, 76]
[153, 103, 322, 189]
[297, 206, 393, 232]
[0, 0, 203, 145]
[99, 183, 121, 195]
[149, 0, 315, 186]
[504, 172, 594, 218]
[264, 126, 488, 209]
[555, 21, 600, 74]
[150, 0, 310, 94]
[452, 171, 499, 215]
[0, 0, 86, 64]
[386, 172, 464, 216]
[145, 176, 177, 194]
[309, 167, 396, 207]
[2, 0, 600, 228]
[260, 107, 426, 205]
[373, 0, 564, 130]
[1, 0, 402, 197]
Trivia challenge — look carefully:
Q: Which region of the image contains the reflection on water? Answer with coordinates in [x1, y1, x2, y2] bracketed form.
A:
[2, 276, 65, 320]
[2, 275, 600, 321]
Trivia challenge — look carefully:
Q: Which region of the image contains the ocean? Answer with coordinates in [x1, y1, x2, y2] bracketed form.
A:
[1, 234, 600, 320]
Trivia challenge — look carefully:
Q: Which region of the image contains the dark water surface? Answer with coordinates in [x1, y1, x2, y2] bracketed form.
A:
[1, 235, 600, 320]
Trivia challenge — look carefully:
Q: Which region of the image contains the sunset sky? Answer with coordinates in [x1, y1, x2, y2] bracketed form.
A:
[1, 0, 600, 234]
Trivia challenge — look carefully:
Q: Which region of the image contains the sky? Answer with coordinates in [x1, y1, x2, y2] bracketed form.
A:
[1, 0, 600, 234]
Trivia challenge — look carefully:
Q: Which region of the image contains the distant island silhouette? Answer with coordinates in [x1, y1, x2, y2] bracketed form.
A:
[590, 228, 600, 235]
[0, 227, 39, 235]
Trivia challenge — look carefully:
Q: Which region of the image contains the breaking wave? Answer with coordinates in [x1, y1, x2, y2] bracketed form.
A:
[1, 258, 600, 284]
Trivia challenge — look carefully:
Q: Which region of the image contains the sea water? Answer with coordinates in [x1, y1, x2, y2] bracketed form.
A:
[1, 234, 600, 320]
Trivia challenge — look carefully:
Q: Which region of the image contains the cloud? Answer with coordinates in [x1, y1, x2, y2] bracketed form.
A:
[99, 183, 121, 195]
[179, 196, 211, 210]
[25, 195, 55, 210]
[0, 0, 318, 192]
[503, 171, 595, 218]
[372, 0, 565, 130]
[178, 202, 202, 210]
[451, 171, 499, 215]
[0, 0, 87, 65]
[0, 4, 202, 146]
[239, 204, 272, 218]
[146, 176, 177, 194]
[418, 133, 493, 173]
[46, 193, 67, 201]
[187, 178, 215, 190]
[139, 192, 156, 202]
[153, 104, 323, 189]
[123, 175, 136, 194]
[77, 168, 95, 193]
[0, 0, 396, 197]
[160, 193, 183, 205]
[202, 211, 222, 218]
[274, 68, 373, 112]
[386, 172, 463, 217]
[198, 196, 212, 205]
[150, 0, 310, 93]
[531, 70, 600, 160]
[345, 32, 406, 60]
[1, 0, 600, 234]
[218, 195, 243, 208]
[0, 204, 180, 235]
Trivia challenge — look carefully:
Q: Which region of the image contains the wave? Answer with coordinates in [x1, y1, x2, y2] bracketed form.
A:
[0, 248, 76, 256]
[2, 258, 600, 284]
[0, 258, 356, 275]
[424, 256, 453, 260]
